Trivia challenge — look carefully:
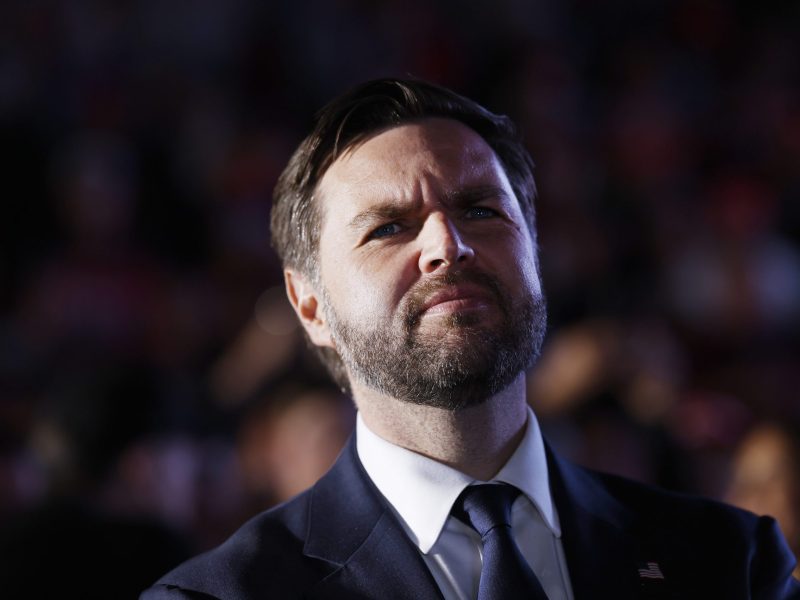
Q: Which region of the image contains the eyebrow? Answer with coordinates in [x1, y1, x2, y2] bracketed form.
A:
[346, 185, 512, 232]
[347, 202, 412, 232]
[445, 184, 512, 207]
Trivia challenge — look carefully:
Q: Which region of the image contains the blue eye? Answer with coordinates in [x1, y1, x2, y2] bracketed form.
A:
[466, 206, 498, 219]
[369, 222, 402, 239]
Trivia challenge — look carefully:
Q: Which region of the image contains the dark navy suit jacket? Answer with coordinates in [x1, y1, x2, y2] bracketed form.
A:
[141, 436, 800, 599]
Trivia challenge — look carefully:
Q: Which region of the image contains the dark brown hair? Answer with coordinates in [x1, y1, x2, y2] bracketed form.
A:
[270, 78, 538, 389]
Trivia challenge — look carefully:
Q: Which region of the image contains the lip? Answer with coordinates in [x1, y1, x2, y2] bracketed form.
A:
[419, 285, 493, 316]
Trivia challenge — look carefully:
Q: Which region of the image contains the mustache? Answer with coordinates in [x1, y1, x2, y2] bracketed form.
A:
[401, 270, 506, 328]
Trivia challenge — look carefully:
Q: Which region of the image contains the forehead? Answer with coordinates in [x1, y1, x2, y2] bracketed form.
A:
[316, 118, 510, 209]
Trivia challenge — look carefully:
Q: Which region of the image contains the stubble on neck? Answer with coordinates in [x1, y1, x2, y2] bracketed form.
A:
[354, 373, 530, 481]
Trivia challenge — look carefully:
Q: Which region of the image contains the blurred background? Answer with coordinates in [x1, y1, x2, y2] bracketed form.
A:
[1, 0, 798, 595]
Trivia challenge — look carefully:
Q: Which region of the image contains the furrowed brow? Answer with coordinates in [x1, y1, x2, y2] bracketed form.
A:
[446, 185, 512, 207]
[347, 203, 410, 232]
[346, 185, 510, 231]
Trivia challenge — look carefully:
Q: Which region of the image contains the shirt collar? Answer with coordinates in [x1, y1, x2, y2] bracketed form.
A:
[356, 406, 560, 554]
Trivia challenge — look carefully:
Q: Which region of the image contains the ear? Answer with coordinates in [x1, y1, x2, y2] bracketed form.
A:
[284, 269, 334, 348]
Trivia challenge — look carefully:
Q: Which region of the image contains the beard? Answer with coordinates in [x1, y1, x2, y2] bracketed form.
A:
[323, 270, 547, 410]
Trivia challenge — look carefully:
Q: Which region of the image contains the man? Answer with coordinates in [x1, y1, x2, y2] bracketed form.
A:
[142, 79, 799, 599]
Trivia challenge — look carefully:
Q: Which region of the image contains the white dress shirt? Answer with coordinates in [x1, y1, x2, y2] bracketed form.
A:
[356, 408, 574, 600]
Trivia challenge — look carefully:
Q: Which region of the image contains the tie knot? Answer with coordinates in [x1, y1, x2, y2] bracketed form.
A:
[453, 484, 521, 538]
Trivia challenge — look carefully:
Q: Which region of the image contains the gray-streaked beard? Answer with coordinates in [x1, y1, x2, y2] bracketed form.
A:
[323, 271, 547, 410]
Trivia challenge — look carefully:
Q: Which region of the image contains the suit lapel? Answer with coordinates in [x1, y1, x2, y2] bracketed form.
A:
[547, 448, 642, 599]
[300, 432, 674, 599]
[303, 436, 443, 600]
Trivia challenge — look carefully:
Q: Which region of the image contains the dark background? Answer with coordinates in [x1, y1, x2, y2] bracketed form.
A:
[1, 0, 798, 595]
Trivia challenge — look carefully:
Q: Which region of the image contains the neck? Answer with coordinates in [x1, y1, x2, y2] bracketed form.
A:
[353, 375, 529, 481]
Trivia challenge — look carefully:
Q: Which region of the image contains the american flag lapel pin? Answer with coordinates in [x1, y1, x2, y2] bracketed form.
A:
[637, 561, 665, 580]
[637, 561, 669, 599]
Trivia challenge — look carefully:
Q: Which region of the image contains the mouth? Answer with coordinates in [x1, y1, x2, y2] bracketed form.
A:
[418, 285, 494, 317]
[402, 271, 506, 330]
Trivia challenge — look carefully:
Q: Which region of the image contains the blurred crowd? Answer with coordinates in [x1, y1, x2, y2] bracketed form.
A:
[1, 0, 798, 595]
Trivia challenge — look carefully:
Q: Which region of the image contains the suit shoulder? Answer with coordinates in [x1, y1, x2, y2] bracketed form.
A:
[585, 466, 762, 531]
[578, 465, 796, 569]
[142, 491, 335, 599]
[592, 467, 799, 595]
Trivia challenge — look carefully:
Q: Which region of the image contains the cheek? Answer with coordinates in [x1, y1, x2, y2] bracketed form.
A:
[482, 229, 541, 294]
[520, 249, 542, 296]
[322, 259, 407, 324]
[503, 255, 541, 301]
[513, 227, 542, 294]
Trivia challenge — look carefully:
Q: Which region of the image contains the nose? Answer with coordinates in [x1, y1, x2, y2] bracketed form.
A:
[417, 213, 475, 273]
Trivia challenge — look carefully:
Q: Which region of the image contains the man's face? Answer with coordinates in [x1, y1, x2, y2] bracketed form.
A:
[306, 118, 546, 409]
